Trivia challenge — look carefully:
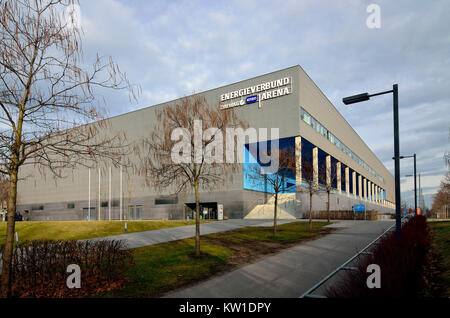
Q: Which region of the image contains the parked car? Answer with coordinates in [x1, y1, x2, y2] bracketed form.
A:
[5, 212, 23, 221]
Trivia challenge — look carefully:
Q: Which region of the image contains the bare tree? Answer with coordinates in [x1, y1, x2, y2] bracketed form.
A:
[135, 95, 246, 257]
[245, 147, 295, 236]
[0, 0, 135, 297]
[0, 174, 8, 202]
[299, 157, 320, 230]
[0, 175, 8, 220]
[431, 172, 450, 218]
[318, 160, 337, 223]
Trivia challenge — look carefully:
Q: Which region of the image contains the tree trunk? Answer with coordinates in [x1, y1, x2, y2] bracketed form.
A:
[194, 181, 200, 257]
[309, 191, 313, 230]
[1, 169, 18, 298]
[273, 192, 278, 237]
[327, 190, 331, 223]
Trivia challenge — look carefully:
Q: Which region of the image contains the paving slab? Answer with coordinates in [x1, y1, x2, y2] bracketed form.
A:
[85, 219, 300, 249]
[164, 220, 395, 298]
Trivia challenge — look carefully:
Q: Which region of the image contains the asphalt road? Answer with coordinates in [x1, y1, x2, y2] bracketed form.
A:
[164, 220, 395, 298]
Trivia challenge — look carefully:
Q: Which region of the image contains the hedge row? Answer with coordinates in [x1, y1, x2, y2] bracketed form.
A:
[326, 215, 435, 297]
[1, 240, 134, 297]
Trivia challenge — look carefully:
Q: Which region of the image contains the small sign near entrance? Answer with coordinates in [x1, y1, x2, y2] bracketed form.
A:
[217, 204, 223, 220]
[354, 204, 366, 212]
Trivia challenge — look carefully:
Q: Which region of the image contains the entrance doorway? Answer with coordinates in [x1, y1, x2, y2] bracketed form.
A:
[185, 202, 218, 220]
[83, 207, 97, 220]
[128, 205, 143, 220]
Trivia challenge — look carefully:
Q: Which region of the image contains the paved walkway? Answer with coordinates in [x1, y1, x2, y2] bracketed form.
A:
[164, 220, 395, 298]
[0, 219, 300, 273]
[86, 219, 300, 249]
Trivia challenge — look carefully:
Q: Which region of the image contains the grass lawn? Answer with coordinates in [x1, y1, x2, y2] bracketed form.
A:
[207, 220, 328, 243]
[101, 221, 331, 298]
[0, 220, 211, 245]
[100, 238, 233, 298]
[428, 220, 450, 297]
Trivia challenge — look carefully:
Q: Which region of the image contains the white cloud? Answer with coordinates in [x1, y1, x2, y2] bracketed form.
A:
[77, 0, 450, 208]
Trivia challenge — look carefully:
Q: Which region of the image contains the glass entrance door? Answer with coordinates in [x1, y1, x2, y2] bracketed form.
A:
[83, 207, 96, 220]
[135, 205, 142, 220]
[128, 205, 143, 220]
[128, 206, 134, 220]
[185, 202, 218, 220]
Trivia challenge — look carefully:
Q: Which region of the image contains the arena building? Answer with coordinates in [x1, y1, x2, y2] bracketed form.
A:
[16, 65, 395, 221]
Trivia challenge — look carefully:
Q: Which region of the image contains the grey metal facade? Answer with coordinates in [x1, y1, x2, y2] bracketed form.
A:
[16, 66, 395, 221]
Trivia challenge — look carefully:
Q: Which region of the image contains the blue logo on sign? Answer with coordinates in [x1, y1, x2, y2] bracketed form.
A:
[353, 204, 366, 212]
[246, 95, 258, 104]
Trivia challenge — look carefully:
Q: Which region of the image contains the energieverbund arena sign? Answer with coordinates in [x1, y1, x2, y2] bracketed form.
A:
[219, 77, 292, 110]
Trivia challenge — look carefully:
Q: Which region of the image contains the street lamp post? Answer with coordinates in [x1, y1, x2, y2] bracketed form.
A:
[403, 153, 417, 216]
[414, 154, 417, 214]
[418, 173, 425, 213]
[343, 84, 401, 240]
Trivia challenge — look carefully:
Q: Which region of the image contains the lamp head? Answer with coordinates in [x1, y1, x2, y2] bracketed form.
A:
[343, 93, 370, 105]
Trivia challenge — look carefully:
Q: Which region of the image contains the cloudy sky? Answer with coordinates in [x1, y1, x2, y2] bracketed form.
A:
[77, 0, 449, 208]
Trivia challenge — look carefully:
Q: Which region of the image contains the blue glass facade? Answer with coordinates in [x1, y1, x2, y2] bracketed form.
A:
[243, 136, 296, 194]
[301, 138, 315, 169]
[341, 163, 346, 192]
[301, 108, 384, 183]
[349, 168, 354, 194]
[318, 148, 327, 185]
[243, 135, 384, 200]
[330, 156, 338, 189]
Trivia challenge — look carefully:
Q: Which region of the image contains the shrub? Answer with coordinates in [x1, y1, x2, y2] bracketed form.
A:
[326, 215, 432, 297]
[1, 240, 134, 298]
